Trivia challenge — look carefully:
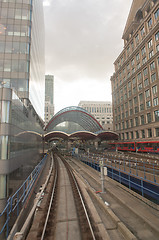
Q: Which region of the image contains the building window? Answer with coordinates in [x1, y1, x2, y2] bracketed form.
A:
[140, 104, 144, 111]
[144, 78, 149, 87]
[126, 120, 129, 128]
[155, 31, 159, 41]
[128, 81, 131, 88]
[133, 86, 137, 94]
[156, 44, 159, 52]
[121, 57, 123, 65]
[148, 128, 152, 138]
[136, 52, 140, 61]
[134, 96, 137, 105]
[135, 106, 138, 113]
[155, 128, 159, 137]
[127, 47, 130, 55]
[148, 39, 152, 48]
[141, 46, 146, 55]
[153, 97, 158, 106]
[126, 132, 129, 140]
[131, 41, 134, 50]
[137, 72, 142, 81]
[147, 113, 151, 123]
[151, 73, 156, 82]
[140, 115, 144, 125]
[125, 102, 128, 109]
[140, 26, 145, 37]
[150, 61, 155, 71]
[132, 77, 136, 85]
[138, 83, 142, 91]
[148, 18, 152, 28]
[135, 117, 138, 126]
[137, 63, 140, 70]
[128, 90, 132, 97]
[139, 93, 143, 101]
[154, 8, 159, 20]
[149, 50, 154, 59]
[154, 110, 159, 121]
[125, 111, 128, 118]
[122, 133, 124, 140]
[136, 131, 139, 139]
[130, 119, 133, 127]
[135, 34, 139, 44]
[129, 109, 133, 115]
[152, 85, 157, 94]
[146, 100, 151, 108]
[130, 131, 134, 139]
[145, 89, 150, 98]
[143, 67, 148, 77]
[141, 130, 145, 138]
[142, 57, 147, 65]
[131, 58, 134, 66]
[129, 100, 132, 107]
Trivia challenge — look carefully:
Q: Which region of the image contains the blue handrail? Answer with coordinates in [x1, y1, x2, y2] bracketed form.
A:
[77, 152, 159, 202]
[0, 153, 48, 238]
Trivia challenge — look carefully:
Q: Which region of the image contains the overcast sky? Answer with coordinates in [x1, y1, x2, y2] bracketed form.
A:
[43, 0, 132, 114]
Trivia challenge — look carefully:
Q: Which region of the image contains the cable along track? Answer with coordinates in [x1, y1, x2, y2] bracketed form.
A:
[38, 153, 97, 240]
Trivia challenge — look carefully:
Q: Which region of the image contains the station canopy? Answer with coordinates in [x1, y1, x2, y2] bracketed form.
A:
[44, 106, 118, 141]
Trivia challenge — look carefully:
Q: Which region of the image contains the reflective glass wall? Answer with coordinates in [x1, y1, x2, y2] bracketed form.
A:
[0, 0, 45, 119]
[0, 88, 44, 203]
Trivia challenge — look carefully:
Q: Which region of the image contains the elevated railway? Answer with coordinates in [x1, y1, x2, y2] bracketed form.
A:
[26, 153, 98, 240]
[1, 150, 159, 240]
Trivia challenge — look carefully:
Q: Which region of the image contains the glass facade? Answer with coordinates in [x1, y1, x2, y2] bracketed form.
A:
[0, 88, 44, 200]
[0, 0, 45, 119]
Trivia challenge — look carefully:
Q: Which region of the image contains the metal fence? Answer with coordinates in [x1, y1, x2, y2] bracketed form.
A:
[0, 153, 48, 238]
[77, 152, 159, 202]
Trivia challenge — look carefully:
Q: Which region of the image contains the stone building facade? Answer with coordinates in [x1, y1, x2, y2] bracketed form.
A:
[78, 101, 113, 130]
[111, 0, 159, 141]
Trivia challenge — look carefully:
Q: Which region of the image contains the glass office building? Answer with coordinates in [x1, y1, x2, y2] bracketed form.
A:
[0, 0, 45, 119]
[0, 0, 45, 211]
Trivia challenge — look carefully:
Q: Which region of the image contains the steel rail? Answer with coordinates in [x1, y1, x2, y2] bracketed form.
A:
[40, 158, 58, 240]
[62, 157, 96, 240]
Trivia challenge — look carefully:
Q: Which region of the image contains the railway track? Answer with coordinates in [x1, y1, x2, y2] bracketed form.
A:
[67, 155, 159, 240]
[28, 153, 99, 240]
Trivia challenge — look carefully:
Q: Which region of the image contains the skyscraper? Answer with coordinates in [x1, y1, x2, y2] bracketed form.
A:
[111, 0, 159, 141]
[0, 0, 45, 119]
[45, 75, 54, 124]
[0, 0, 45, 212]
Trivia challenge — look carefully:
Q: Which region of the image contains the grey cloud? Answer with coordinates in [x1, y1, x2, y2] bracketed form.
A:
[44, 0, 132, 81]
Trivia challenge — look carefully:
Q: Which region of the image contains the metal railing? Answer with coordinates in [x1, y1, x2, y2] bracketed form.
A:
[0, 153, 48, 238]
[76, 152, 159, 202]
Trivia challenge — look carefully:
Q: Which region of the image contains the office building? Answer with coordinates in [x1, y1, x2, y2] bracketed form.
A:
[78, 101, 113, 130]
[0, 0, 45, 119]
[45, 75, 54, 124]
[0, 0, 45, 209]
[111, 0, 159, 141]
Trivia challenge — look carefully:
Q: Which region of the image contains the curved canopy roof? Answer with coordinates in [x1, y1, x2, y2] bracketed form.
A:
[44, 131, 119, 142]
[46, 106, 103, 133]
